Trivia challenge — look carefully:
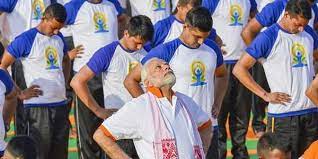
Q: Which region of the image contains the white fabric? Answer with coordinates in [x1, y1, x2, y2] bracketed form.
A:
[261, 30, 316, 114]
[147, 92, 204, 159]
[163, 20, 183, 44]
[102, 92, 209, 159]
[0, 82, 7, 151]
[70, 1, 119, 72]
[169, 44, 219, 126]
[0, 0, 50, 42]
[129, 0, 171, 23]
[212, 0, 251, 61]
[22, 33, 66, 105]
[102, 46, 146, 109]
[256, 0, 273, 11]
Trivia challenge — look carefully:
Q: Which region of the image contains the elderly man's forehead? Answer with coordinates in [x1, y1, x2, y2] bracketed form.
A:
[148, 58, 166, 66]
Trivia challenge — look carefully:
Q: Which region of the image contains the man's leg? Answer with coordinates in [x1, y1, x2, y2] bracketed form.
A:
[267, 116, 299, 159]
[207, 126, 219, 159]
[49, 104, 71, 159]
[218, 64, 235, 159]
[75, 75, 105, 159]
[251, 63, 268, 136]
[229, 65, 252, 159]
[25, 107, 52, 159]
[298, 112, 318, 157]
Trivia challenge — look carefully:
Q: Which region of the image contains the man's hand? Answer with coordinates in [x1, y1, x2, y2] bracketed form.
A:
[212, 104, 221, 118]
[18, 85, 43, 100]
[263, 92, 291, 105]
[95, 107, 118, 119]
[68, 45, 84, 60]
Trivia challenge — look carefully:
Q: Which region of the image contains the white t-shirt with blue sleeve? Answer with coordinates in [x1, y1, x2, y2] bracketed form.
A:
[87, 41, 147, 109]
[129, 0, 171, 24]
[0, 0, 51, 42]
[0, 70, 14, 151]
[203, 0, 257, 62]
[64, 0, 119, 72]
[246, 24, 318, 117]
[7, 28, 68, 107]
[256, 0, 318, 28]
[148, 15, 217, 49]
[141, 38, 223, 126]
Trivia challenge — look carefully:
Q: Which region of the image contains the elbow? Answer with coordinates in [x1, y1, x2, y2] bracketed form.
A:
[70, 77, 79, 90]
[93, 128, 101, 142]
[123, 76, 132, 90]
[232, 64, 240, 78]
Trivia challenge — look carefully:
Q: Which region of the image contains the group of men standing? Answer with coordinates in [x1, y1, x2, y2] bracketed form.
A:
[0, 0, 318, 159]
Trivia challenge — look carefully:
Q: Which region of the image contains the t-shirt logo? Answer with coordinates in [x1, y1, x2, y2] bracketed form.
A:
[94, 12, 109, 33]
[291, 43, 307, 68]
[128, 61, 139, 74]
[191, 61, 207, 86]
[32, 0, 45, 20]
[45, 46, 60, 70]
[229, 4, 243, 26]
[153, 0, 166, 11]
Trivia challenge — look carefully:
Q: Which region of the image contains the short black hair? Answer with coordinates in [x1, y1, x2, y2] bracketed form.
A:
[285, 0, 312, 20]
[43, 3, 67, 23]
[6, 136, 38, 159]
[127, 15, 154, 42]
[0, 42, 4, 58]
[185, 7, 212, 32]
[257, 133, 291, 157]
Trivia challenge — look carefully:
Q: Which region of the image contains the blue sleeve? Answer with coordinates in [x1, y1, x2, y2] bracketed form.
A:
[0, 0, 17, 13]
[245, 26, 279, 59]
[107, 0, 124, 15]
[64, 0, 86, 25]
[86, 42, 118, 75]
[141, 39, 181, 64]
[151, 16, 175, 48]
[305, 26, 318, 50]
[255, 1, 285, 27]
[202, 0, 219, 15]
[249, 0, 257, 13]
[207, 27, 217, 41]
[312, 5, 318, 25]
[204, 40, 223, 67]
[57, 32, 68, 54]
[7, 29, 37, 59]
[143, 42, 152, 52]
[0, 69, 13, 95]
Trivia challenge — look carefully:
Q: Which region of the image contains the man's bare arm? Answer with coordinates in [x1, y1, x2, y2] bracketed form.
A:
[306, 75, 318, 106]
[212, 64, 228, 118]
[241, 18, 263, 45]
[3, 87, 17, 128]
[199, 122, 212, 155]
[71, 66, 113, 119]
[124, 64, 144, 97]
[233, 53, 291, 104]
[93, 128, 131, 159]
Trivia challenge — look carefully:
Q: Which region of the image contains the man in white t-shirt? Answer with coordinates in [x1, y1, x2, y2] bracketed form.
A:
[1, 4, 72, 159]
[71, 15, 154, 158]
[93, 58, 212, 159]
[202, 0, 258, 158]
[233, 0, 318, 158]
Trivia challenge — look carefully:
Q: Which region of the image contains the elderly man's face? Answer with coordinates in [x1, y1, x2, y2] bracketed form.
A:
[147, 59, 176, 88]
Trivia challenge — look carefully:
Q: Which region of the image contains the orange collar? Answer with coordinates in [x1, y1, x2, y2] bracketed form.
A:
[147, 86, 175, 98]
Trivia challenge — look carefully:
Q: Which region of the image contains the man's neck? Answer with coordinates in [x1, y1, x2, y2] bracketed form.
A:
[179, 33, 200, 49]
[278, 19, 292, 33]
[174, 12, 185, 23]
[36, 23, 50, 36]
[119, 38, 134, 52]
[160, 86, 174, 104]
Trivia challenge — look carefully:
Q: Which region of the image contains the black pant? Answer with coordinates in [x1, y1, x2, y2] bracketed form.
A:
[12, 60, 28, 135]
[207, 127, 219, 159]
[25, 105, 70, 159]
[75, 74, 105, 159]
[251, 63, 268, 133]
[218, 64, 252, 159]
[267, 112, 318, 159]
